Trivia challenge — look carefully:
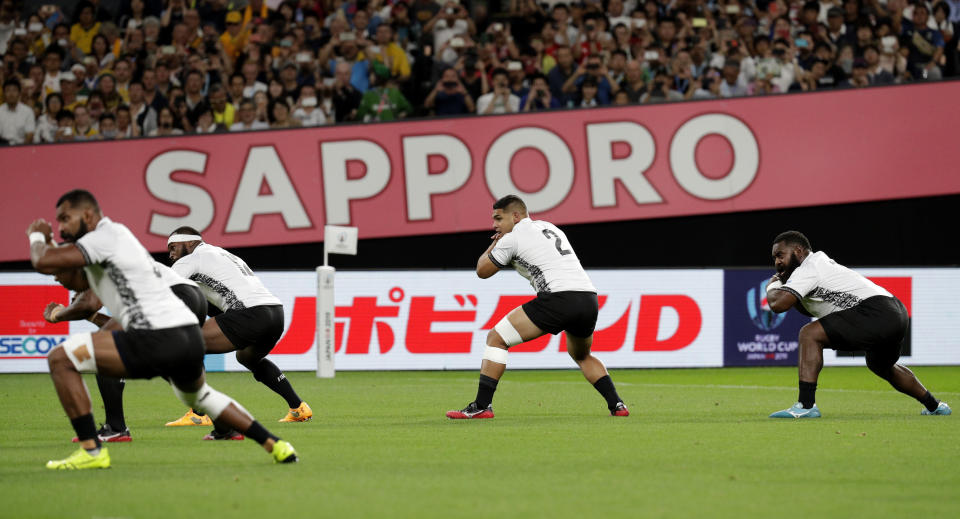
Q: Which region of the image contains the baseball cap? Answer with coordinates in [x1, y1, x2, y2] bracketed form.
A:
[827, 7, 843, 18]
[71, 63, 86, 73]
[226, 11, 242, 24]
[60, 71, 76, 82]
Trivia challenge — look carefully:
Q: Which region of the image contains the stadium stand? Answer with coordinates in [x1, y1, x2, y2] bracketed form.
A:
[0, 0, 957, 144]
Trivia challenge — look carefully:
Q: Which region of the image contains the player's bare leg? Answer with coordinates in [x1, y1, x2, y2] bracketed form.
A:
[170, 373, 298, 463]
[45, 331, 128, 469]
[187, 318, 310, 426]
[567, 334, 628, 416]
[447, 307, 543, 419]
[867, 355, 950, 415]
[770, 321, 826, 418]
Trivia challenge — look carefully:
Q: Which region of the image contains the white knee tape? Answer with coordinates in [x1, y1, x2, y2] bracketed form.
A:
[61, 332, 97, 373]
[172, 383, 234, 420]
[483, 345, 509, 364]
[494, 317, 524, 347]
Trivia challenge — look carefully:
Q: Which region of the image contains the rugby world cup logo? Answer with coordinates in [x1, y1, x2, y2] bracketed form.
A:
[746, 278, 786, 331]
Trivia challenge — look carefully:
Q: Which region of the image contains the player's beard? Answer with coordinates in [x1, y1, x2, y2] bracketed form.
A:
[60, 220, 89, 243]
[777, 251, 802, 281]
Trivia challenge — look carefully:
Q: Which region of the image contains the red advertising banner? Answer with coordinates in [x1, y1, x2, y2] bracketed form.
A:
[3, 82, 959, 262]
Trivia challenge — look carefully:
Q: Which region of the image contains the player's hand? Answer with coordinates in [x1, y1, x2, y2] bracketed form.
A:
[490, 232, 503, 241]
[27, 219, 54, 242]
[43, 302, 65, 323]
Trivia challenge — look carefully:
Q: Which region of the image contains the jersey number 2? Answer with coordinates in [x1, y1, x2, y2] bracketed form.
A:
[542, 229, 572, 256]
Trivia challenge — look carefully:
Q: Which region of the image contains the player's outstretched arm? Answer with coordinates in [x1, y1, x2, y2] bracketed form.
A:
[27, 219, 87, 274]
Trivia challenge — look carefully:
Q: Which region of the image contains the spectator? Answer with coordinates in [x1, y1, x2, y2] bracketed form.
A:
[208, 83, 235, 128]
[520, 73, 561, 111]
[70, 1, 102, 55]
[425, 1, 476, 65]
[90, 33, 115, 68]
[424, 67, 475, 115]
[98, 112, 118, 139]
[332, 32, 373, 93]
[476, 67, 520, 114]
[369, 23, 412, 83]
[113, 58, 133, 102]
[278, 61, 301, 101]
[41, 45, 66, 99]
[933, 1, 958, 77]
[841, 58, 871, 87]
[59, 72, 83, 111]
[241, 60, 268, 98]
[620, 59, 646, 102]
[563, 54, 616, 105]
[641, 68, 683, 103]
[332, 61, 362, 122]
[97, 72, 122, 112]
[901, 3, 945, 80]
[548, 45, 576, 105]
[253, 90, 269, 124]
[128, 80, 158, 137]
[230, 98, 269, 131]
[863, 45, 896, 85]
[54, 109, 76, 142]
[268, 98, 301, 128]
[220, 11, 249, 59]
[34, 92, 64, 143]
[115, 104, 138, 138]
[292, 84, 328, 126]
[719, 59, 749, 97]
[357, 66, 413, 122]
[0, 79, 35, 145]
[151, 106, 185, 136]
[72, 103, 99, 140]
[227, 73, 245, 109]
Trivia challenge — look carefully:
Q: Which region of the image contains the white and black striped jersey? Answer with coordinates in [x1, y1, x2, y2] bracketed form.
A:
[171, 243, 281, 312]
[154, 261, 198, 289]
[778, 251, 892, 318]
[74, 217, 199, 330]
[489, 217, 596, 294]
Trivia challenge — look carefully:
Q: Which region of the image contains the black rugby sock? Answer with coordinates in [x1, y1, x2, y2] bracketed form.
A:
[920, 391, 940, 412]
[592, 375, 623, 410]
[96, 375, 126, 430]
[474, 375, 499, 409]
[71, 414, 101, 449]
[244, 420, 279, 445]
[252, 359, 303, 408]
[799, 381, 817, 409]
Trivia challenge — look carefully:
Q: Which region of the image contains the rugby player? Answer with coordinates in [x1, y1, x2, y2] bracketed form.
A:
[766, 231, 951, 418]
[165, 227, 312, 426]
[29, 190, 298, 469]
[447, 195, 629, 419]
[44, 261, 223, 441]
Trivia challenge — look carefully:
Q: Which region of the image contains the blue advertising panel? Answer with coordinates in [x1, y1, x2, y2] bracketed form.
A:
[724, 270, 810, 367]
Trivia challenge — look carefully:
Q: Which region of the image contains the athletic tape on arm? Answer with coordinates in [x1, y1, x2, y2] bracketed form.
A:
[61, 332, 97, 373]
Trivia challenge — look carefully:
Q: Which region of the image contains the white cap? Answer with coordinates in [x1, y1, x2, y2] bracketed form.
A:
[60, 71, 76, 82]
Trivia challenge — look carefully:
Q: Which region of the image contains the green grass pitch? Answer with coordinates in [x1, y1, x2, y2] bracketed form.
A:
[1, 367, 957, 518]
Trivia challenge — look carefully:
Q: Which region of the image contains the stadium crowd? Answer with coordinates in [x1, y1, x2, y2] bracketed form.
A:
[0, 0, 957, 144]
